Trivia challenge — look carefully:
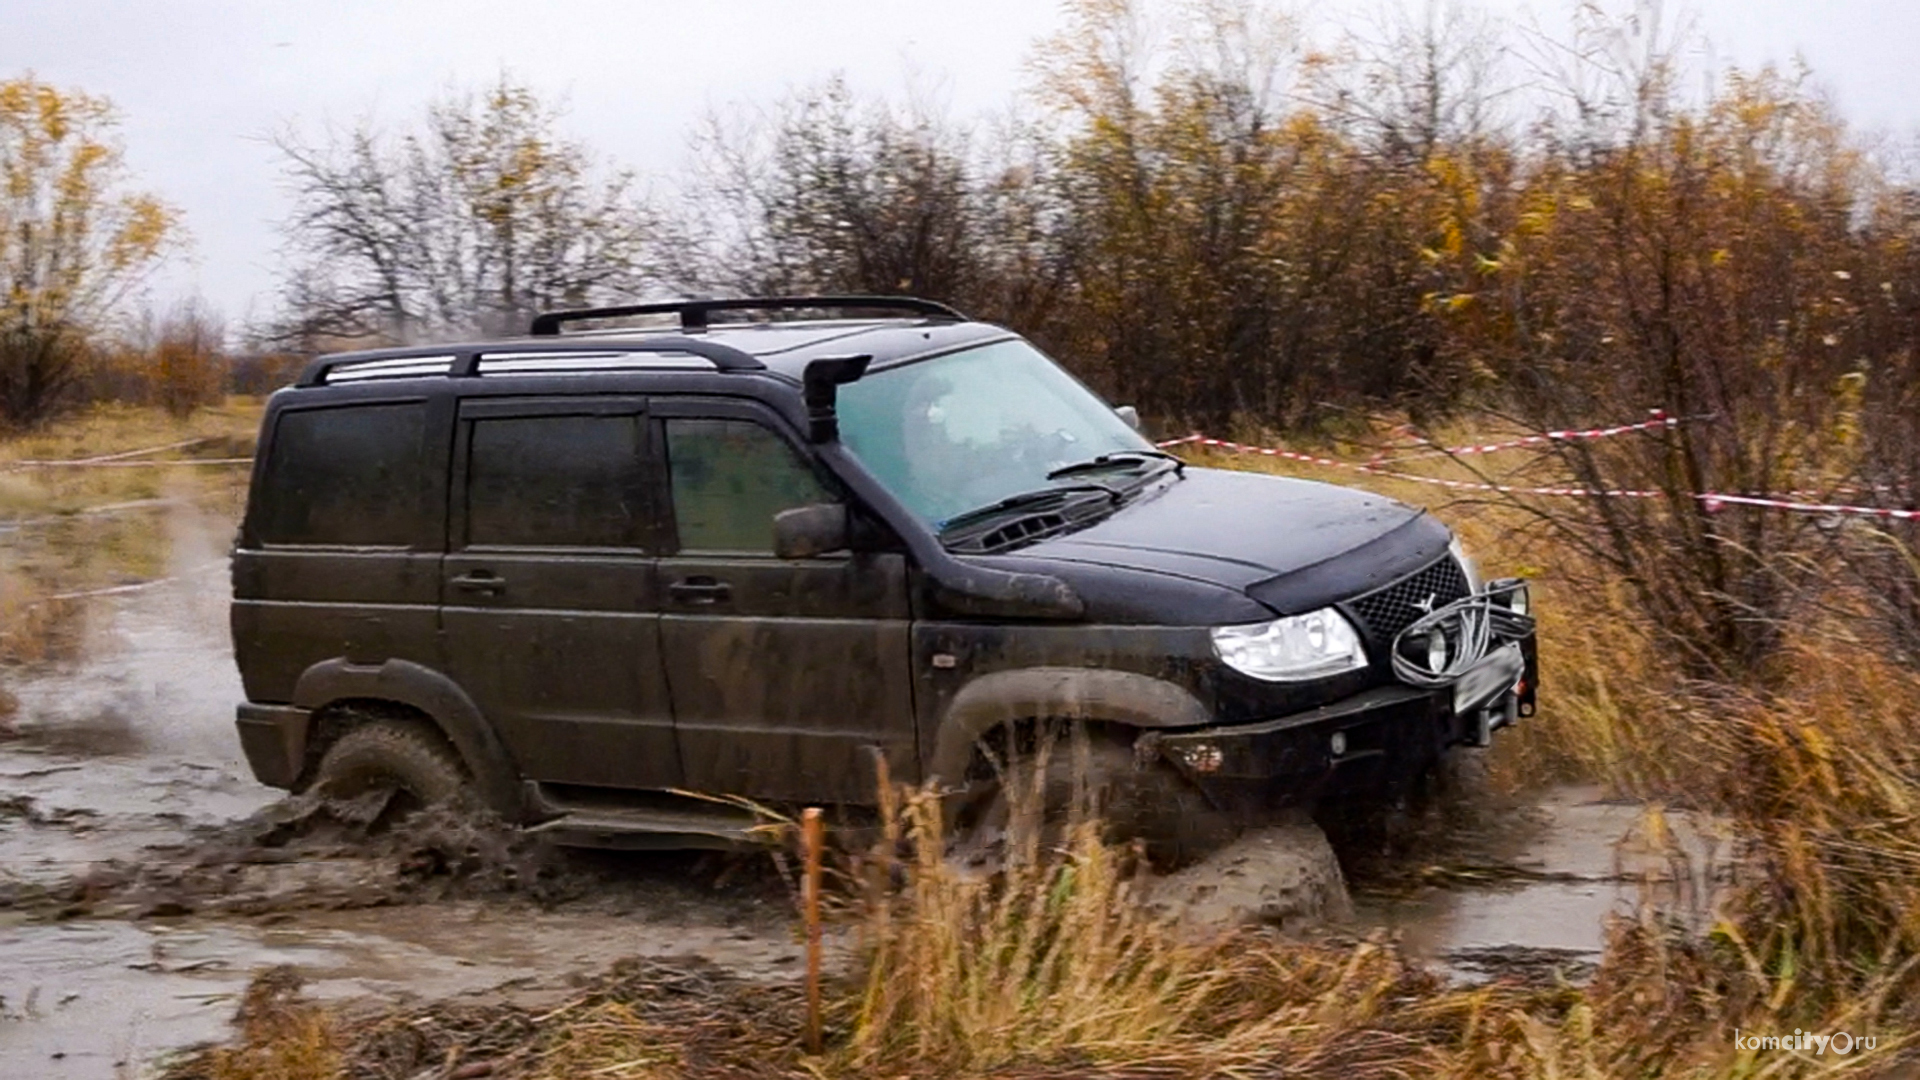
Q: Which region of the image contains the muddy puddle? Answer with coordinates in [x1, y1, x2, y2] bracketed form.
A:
[0, 903, 815, 1078]
[1349, 786, 1728, 983]
[2, 561, 1728, 1077]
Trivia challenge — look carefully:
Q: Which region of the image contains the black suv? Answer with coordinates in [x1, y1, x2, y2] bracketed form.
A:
[230, 297, 1537, 855]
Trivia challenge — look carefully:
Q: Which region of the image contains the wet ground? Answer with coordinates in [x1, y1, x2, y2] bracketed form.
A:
[0, 566, 1729, 1078]
[1349, 784, 1727, 983]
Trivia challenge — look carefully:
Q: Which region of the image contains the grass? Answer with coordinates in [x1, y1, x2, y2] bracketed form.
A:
[157, 778, 1918, 1079]
[0, 398, 261, 666]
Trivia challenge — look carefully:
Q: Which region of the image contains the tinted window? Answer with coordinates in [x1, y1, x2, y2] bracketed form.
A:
[666, 418, 832, 553]
[255, 402, 427, 546]
[466, 414, 648, 548]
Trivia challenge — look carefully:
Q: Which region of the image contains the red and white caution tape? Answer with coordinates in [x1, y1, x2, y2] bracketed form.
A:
[1156, 411, 1681, 463]
[3, 437, 251, 471]
[1159, 433, 1660, 496]
[1697, 492, 1920, 521]
[1370, 410, 1681, 464]
[1162, 432, 1920, 519]
[4, 456, 251, 469]
[23, 560, 228, 606]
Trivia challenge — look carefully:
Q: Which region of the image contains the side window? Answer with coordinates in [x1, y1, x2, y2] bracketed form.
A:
[465, 414, 649, 548]
[255, 402, 427, 546]
[665, 418, 833, 554]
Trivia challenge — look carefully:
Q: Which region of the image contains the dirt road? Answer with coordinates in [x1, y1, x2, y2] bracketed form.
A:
[0, 565, 1724, 1078]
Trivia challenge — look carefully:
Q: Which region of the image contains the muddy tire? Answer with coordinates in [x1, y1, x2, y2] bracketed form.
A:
[966, 736, 1236, 868]
[311, 718, 471, 821]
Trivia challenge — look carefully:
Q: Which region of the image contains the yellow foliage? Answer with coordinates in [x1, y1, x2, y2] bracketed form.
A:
[0, 76, 181, 320]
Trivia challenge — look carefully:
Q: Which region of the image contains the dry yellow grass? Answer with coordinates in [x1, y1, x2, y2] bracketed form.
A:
[0, 398, 263, 665]
[177, 969, 342, 1080]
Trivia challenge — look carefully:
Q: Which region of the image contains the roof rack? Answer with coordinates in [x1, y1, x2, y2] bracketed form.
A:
[297, 337, 765, 387]
[528, 295, 966, 336]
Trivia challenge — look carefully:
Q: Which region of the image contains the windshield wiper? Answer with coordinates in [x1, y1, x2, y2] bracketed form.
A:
[938, 482, 1122, 534]
[1045, 449, 1185, 480]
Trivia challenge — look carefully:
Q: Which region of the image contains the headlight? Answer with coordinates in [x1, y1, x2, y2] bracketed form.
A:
[1211, 608, 1368, 682]
[1449, 535, 1483, 592]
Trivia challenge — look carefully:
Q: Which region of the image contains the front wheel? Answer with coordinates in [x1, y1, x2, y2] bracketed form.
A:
[964, 734, 1236, 869]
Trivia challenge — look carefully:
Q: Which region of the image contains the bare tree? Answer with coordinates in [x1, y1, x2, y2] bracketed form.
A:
[271, 75, 655, 345]
[661, 77, 985, 305]
[1307, 0, 1512, 160]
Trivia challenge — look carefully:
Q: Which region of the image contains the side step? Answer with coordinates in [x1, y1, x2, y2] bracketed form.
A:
[521, 783, 765, 850]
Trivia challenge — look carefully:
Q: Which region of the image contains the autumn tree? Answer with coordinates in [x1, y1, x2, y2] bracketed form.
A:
[1027, 0, 1475, 428]
[272, 75, 654, 345]
[149, 299, 225, 417]
[662, 78, 984, 303]
[0, 76, 179, 427]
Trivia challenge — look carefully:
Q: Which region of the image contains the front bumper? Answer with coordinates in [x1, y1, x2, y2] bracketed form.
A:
[1143, 627, 1537, 813]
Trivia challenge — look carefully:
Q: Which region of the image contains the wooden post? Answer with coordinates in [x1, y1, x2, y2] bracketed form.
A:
[802, 806, 825, 1055]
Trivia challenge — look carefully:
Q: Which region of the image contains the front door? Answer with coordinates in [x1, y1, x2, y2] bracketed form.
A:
[440, 396, 681, 790]
[653, 400, 914, 804]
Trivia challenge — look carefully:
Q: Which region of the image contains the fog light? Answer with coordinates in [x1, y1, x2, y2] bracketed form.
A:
[1506, 582, 1531, 617]
[1426, 629, 1450, 672]
[1329, 731, 1348, 757]
[1172, 742, 1223, 774]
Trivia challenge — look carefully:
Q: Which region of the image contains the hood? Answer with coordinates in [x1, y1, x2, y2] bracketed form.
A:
[1021, 467, 1454, 615]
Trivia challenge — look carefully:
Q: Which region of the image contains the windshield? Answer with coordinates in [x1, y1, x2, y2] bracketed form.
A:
[836, 339, 1156, 524]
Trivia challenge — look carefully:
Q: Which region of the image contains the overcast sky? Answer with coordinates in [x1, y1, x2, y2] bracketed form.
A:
[5, 0, 1917, 335]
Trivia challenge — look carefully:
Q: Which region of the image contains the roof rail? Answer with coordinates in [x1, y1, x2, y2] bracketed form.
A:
[297, 337, 765, 386]
[528, 295, 967, 336]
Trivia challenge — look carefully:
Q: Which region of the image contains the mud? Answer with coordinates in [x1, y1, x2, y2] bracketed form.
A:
[3, 904, 819, 1078]
[1144, 815, 1354, 929]
[1, 546, 1727, 1076]
[1345, 784, 1729, 983]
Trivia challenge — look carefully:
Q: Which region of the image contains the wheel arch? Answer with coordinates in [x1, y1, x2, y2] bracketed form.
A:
[291, 658, 522, 818]
[928, 666, 1212, 786]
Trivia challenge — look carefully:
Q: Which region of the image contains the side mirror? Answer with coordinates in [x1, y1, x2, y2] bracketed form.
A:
[773, 503, 850, 559]
[1116, 405, 1141, 431]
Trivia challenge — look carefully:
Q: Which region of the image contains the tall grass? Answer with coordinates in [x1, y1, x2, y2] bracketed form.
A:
[835, 779, 1476, 1078]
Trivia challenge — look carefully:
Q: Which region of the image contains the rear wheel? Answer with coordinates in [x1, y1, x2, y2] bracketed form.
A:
[964, 733, 1235, 868]
[311, 717, 471, 825]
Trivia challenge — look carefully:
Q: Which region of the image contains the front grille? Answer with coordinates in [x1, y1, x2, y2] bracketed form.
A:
[1344, 556, 1472, 651]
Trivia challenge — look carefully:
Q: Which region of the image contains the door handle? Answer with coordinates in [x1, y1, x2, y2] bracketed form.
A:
[452, 571, 507, 596]
[668, 576, 732, 604]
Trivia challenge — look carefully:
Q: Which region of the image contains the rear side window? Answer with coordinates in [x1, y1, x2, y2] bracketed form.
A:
[254, 402, 428, 546]
[665, 418, 833, 553]
[464, 414, 649, 548]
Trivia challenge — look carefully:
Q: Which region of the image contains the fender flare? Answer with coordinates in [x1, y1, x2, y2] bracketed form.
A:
[292, 658, 522, 818]
[928, 666, 1212, 785]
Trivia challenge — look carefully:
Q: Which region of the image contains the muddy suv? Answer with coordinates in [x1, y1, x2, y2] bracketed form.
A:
[230, 296, 1537, 857]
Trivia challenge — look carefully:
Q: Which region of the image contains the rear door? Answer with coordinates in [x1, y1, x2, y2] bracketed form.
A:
[653, 398, 915, 803]
[232, 396, 447, 704]
[440, 396, 681, 790]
